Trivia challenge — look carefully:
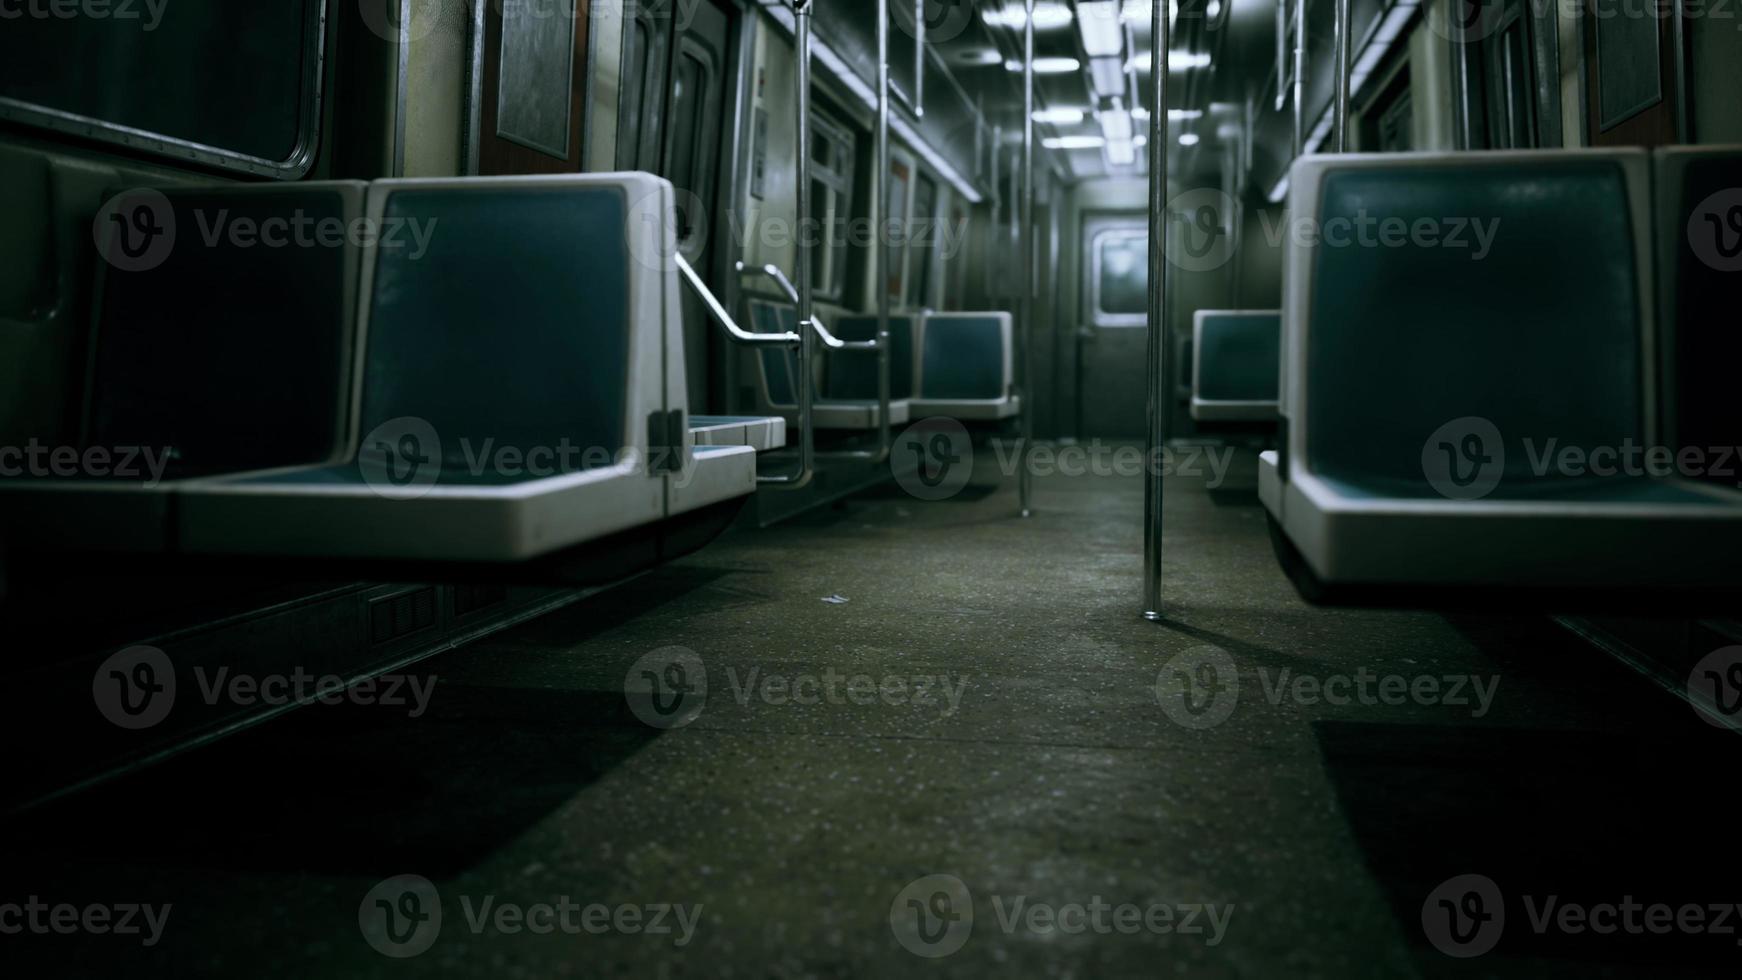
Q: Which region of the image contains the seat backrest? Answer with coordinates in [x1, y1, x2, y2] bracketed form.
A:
[85, 182, 366, 477]
[1194, 311, 1281, 406]
[746, 297, 800, 408]
[824, 315, 916, 401]
[1656, 146, 1742, 489]
[1286, 151, 1652, 494]
[917, 312, 1013, 401]
[354, 175, 666, 476]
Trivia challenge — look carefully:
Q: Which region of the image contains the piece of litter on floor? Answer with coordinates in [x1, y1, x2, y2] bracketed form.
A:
[822, 595, 850, 605]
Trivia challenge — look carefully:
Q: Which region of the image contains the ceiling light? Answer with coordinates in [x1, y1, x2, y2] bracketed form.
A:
[1179, 133, 1200, 146]
[1090, 56, 1126, 95]
[1006, 57, 1082, 74]
[1033, 107, 1088, 125]
[983, 2, 1075, 30]
[1076, 1, 1125, 57]
[1100, 109, 1135, 142]
[1044, 135, 1107, 150]
[1127, 51, 1212, 72]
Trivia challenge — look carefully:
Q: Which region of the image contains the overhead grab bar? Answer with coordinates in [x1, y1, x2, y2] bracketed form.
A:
[678, 253, 802, 347]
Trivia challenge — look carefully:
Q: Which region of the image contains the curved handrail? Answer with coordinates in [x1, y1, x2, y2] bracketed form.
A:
[735, 261, 877, 352]
[677, 253, 800, 347]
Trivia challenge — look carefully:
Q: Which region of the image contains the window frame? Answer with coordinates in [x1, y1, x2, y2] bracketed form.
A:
[809, 107, 857, 303]
[1090, 227, 1151, 328]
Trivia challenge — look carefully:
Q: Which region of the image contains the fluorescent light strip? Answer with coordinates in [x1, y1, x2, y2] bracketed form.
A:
[1044, 136, 1107, 150]
[763, 5, 983, 204]
[1006, 57, 1083, 74]
[1076, 0, 1125, 57]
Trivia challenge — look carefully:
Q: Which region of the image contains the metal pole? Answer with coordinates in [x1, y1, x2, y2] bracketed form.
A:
[1292, 0, 1306, 157]
[1018, 0, 1036, 518]
[1334, 0, 1352, 151]
[792, 0, 817, 486]
[877, 0, 894, 460]
[1142, 0, 1169, 621]
[912, 0, 926, 118]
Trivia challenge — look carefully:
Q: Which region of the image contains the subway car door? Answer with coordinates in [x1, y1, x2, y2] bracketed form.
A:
[1076, 216, 1152, 439]
[479, 0, 590, 174]
[620, 0, 733, 412]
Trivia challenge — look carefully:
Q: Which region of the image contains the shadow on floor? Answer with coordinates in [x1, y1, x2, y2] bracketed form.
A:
[1316, 719, 1740, 975]
[0, 684, 661, 880]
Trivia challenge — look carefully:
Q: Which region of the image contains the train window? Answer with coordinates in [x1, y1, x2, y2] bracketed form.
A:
[1092, 229, 1149, 324]
[616, 13, 670, 172]
[810, 109, 857, 301]
[887, 159, 913, 302]
[667, 46, 718, 243]
[0, 0, 323, 177]
[617, 18, 650, 170]
[909, 175, 939, 308]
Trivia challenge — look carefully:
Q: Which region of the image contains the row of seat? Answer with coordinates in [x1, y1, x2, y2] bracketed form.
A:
[1252, 146, 1742, 602]
[1191, 310, 1282, 423]
[745, 302, 1022, 429]
[1, 174, 785, 570]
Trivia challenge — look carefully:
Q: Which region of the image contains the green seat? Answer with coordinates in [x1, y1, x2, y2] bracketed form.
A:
[1191, 310, 1280, 422]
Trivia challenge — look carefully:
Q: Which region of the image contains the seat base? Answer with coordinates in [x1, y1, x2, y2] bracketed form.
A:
[1191, 398, 1279, 423]
[690, 416, 787, 451]
[1262, 461, 1742, 601]
[908, 396, 1020, 421]
[776, 399, 912, 430]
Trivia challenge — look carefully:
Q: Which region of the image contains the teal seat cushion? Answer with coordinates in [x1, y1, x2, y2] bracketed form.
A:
[749, 299, 798, 407]
[87, 186, 356, 478]
[824, 315, 916, 401]
[1306, 160, 1644, 497]
[1198, 313, 1281, 402]
[361, 185, 629, 476]
[920, 315, 1006, 400]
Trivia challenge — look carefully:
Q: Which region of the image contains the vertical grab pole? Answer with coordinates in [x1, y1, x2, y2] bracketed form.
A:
[1292, 0, 1307, 157]
[793, 0, 817, 487]
[912, 0, 926, 117]
[877, 0, 894, 463]
[1334, 0, 1352, 151]
[1018, 0, 1036, 518]
[1142, 0, 1170, 621]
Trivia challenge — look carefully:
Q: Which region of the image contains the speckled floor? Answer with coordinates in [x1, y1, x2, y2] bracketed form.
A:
[3, 449, 1735, 977]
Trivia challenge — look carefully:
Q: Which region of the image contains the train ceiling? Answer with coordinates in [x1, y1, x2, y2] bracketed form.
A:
[799, 0, 1411, 195]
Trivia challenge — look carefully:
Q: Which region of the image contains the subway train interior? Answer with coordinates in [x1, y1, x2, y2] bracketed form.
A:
[1, 0, 1740, 975]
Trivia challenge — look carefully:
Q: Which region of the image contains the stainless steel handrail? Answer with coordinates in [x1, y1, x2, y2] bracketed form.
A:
[1334, 0, 1352, 151]
[1143, 0, 1171, 621]
[678, 253, 801, 347]
[734, 262, 876, 351]
[1017, 0, 1036, 519]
